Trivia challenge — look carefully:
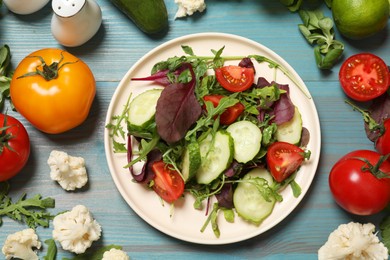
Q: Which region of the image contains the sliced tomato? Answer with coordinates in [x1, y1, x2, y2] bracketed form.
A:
[203, 94, 245, 125]
[339, 53, 390, 101]
[266, 142, 306, 182]
[215, 65, 254, 92]
[151, 160, 185, 203]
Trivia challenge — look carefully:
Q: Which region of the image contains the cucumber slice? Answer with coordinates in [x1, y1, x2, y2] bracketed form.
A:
[226, 120, 262, 163]
[128, 89, 162, 128]
[233, 168, 276, 225]
[196, 131, 233, 184]
[181, 142, 201, 182]
[275, 106, 302, 145]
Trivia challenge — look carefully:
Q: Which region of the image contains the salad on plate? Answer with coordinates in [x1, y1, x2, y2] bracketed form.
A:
[107, 45, 312, 238]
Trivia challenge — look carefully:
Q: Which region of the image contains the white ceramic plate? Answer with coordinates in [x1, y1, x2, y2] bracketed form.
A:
[104, 33, 321, 245]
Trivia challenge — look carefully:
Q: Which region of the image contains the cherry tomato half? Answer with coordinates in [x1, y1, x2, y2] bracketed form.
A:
[376, 119, 390, 159]
[329, 150, 390, 215]
[339, 53, 390, 101]
[10, 48, 96, 134]
[151, 160, 185, 203]
[266, 141, 306, 182]
[215, 65, 255, 92]
[0, 114, 30, 181]
[203, 94, 245, 125]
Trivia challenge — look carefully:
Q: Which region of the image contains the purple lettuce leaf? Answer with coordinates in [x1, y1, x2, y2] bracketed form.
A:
[131, 69, 172, 86]
[364, 93, 390, 142]
[271, 83, 295, 125]
[155, 63, 202, 144]
[239, 57, 256, 74]
[215, 183, 233, 209]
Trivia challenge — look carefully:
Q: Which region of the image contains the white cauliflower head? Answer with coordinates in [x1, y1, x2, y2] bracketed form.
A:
[2, 228, 41, 260]
[52, 205, 101, 254]
[102, 248, 130, 260]
[48, 150, 88, 191]
[174, 0, 206, 18]
[318, 222, 388, 260]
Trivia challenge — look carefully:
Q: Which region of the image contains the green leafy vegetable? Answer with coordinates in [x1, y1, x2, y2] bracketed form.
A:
[0, 182, 55, 229]
[0, 45, 13, 110]
[380, 215, 390, 251]
[43, 239, 57, 260]
[279, 0, 304, 12]
[63, 245, 123, 260]
[298, 9, 344, 69]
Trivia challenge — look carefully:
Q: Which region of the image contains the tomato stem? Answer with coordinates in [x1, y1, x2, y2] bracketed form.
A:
[0, 115, 15, 154]
[17, 51, 78, 81]
[355, 155, 390, 179]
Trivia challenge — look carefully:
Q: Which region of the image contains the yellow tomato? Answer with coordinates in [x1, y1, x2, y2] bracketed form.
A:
[10, 48, 96, 134]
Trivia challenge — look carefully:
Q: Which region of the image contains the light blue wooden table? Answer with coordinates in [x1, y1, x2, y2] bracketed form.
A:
[1, 1, 389, 259]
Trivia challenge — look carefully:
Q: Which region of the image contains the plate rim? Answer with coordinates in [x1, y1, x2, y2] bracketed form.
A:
[104, 32, 322, 245]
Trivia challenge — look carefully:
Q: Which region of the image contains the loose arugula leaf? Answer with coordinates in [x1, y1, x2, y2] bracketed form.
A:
[0, 182, 55, 229]
[0, 45, 13, 110]
[345, 99, 386, 142]
[43, 239, 57, 260]
[380, 215, 390, 251]
[63, 245, 123, 260]
[298, 9, 344, 70]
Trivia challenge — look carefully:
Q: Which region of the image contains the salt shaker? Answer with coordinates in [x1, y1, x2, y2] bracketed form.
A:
[51, 0, 102, 47]
[3, 0, 50, 15]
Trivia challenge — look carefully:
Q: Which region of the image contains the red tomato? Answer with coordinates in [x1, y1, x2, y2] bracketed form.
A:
[329, 150, 390, 215]
[375, 119, 390, 158]
[215, 65, 254, 92]
[266, 142, 306, 182]
[151, 160, 184, 203]
[0, 114, 30, 181]
[203, 94, 245, 125]
[339, 53, 390, 101]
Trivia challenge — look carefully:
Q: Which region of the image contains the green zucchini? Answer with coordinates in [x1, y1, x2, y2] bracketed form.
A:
[110, 0, 168, 34]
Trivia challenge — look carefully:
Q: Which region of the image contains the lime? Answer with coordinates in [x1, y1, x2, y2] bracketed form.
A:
[332, 0, 389, 39]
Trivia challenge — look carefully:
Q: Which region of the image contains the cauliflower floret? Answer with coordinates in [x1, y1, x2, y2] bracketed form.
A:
[174, 0, 206, 19]
[318, 222, 388, 260]
[47, 150, 88, 191]
[52, 205, 101, 254]
[102, 248, 130, 260]
[2, 228, 41, 260]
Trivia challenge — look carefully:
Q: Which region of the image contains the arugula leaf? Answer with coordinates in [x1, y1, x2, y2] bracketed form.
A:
[0, 182, 55, 229]
[380, 215, 390, 251]
[185, 95, 239, 140]
[0, 45, 13, 110]
[43, 239, 57, 260]
[63, 245, 123, 260]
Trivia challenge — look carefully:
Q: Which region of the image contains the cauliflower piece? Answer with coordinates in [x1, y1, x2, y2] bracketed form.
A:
[318, 222, 388, 260]
[2, 228, 41, 260]
[47, 150, 88, 191]
[52, 205, 101, 254]
[102, 248, 130, 260]
[175, 0, 206, 19]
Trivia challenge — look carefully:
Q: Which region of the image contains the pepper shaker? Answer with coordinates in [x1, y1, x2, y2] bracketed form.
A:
[51, 0, 102, 47]
[3, 0, 50, 15]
